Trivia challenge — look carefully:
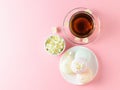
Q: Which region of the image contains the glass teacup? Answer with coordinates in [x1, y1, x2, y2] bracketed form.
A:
[63, 7, 100, 44]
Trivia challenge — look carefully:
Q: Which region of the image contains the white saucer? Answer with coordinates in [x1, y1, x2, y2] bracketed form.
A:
[59, 46, 99, 85]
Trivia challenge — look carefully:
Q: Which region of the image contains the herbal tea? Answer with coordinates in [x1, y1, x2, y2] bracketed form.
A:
[69, 11, 94, 38]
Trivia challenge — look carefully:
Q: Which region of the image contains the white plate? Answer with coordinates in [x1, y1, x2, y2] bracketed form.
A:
[59, 46, 99, 85]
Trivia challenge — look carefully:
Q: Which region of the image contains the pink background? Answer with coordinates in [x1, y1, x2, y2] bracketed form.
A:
[0, 0, 120, 90]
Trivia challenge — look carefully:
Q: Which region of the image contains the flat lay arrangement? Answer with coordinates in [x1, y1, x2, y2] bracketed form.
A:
[1, 0, 120, 90]
[45, 7, 100, 85]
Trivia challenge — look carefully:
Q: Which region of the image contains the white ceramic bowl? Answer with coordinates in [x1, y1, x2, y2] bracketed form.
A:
[45, 35, 66, 56]
[59, 46, 99, 85]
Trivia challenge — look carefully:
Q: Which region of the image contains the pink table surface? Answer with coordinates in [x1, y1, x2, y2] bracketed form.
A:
[0, 0, 120, 90]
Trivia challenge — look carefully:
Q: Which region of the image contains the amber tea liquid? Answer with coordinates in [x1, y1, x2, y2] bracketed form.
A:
[69, 11, 94, 38]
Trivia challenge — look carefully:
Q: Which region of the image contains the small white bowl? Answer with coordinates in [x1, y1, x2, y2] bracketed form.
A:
[44, 35, 66, 56]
